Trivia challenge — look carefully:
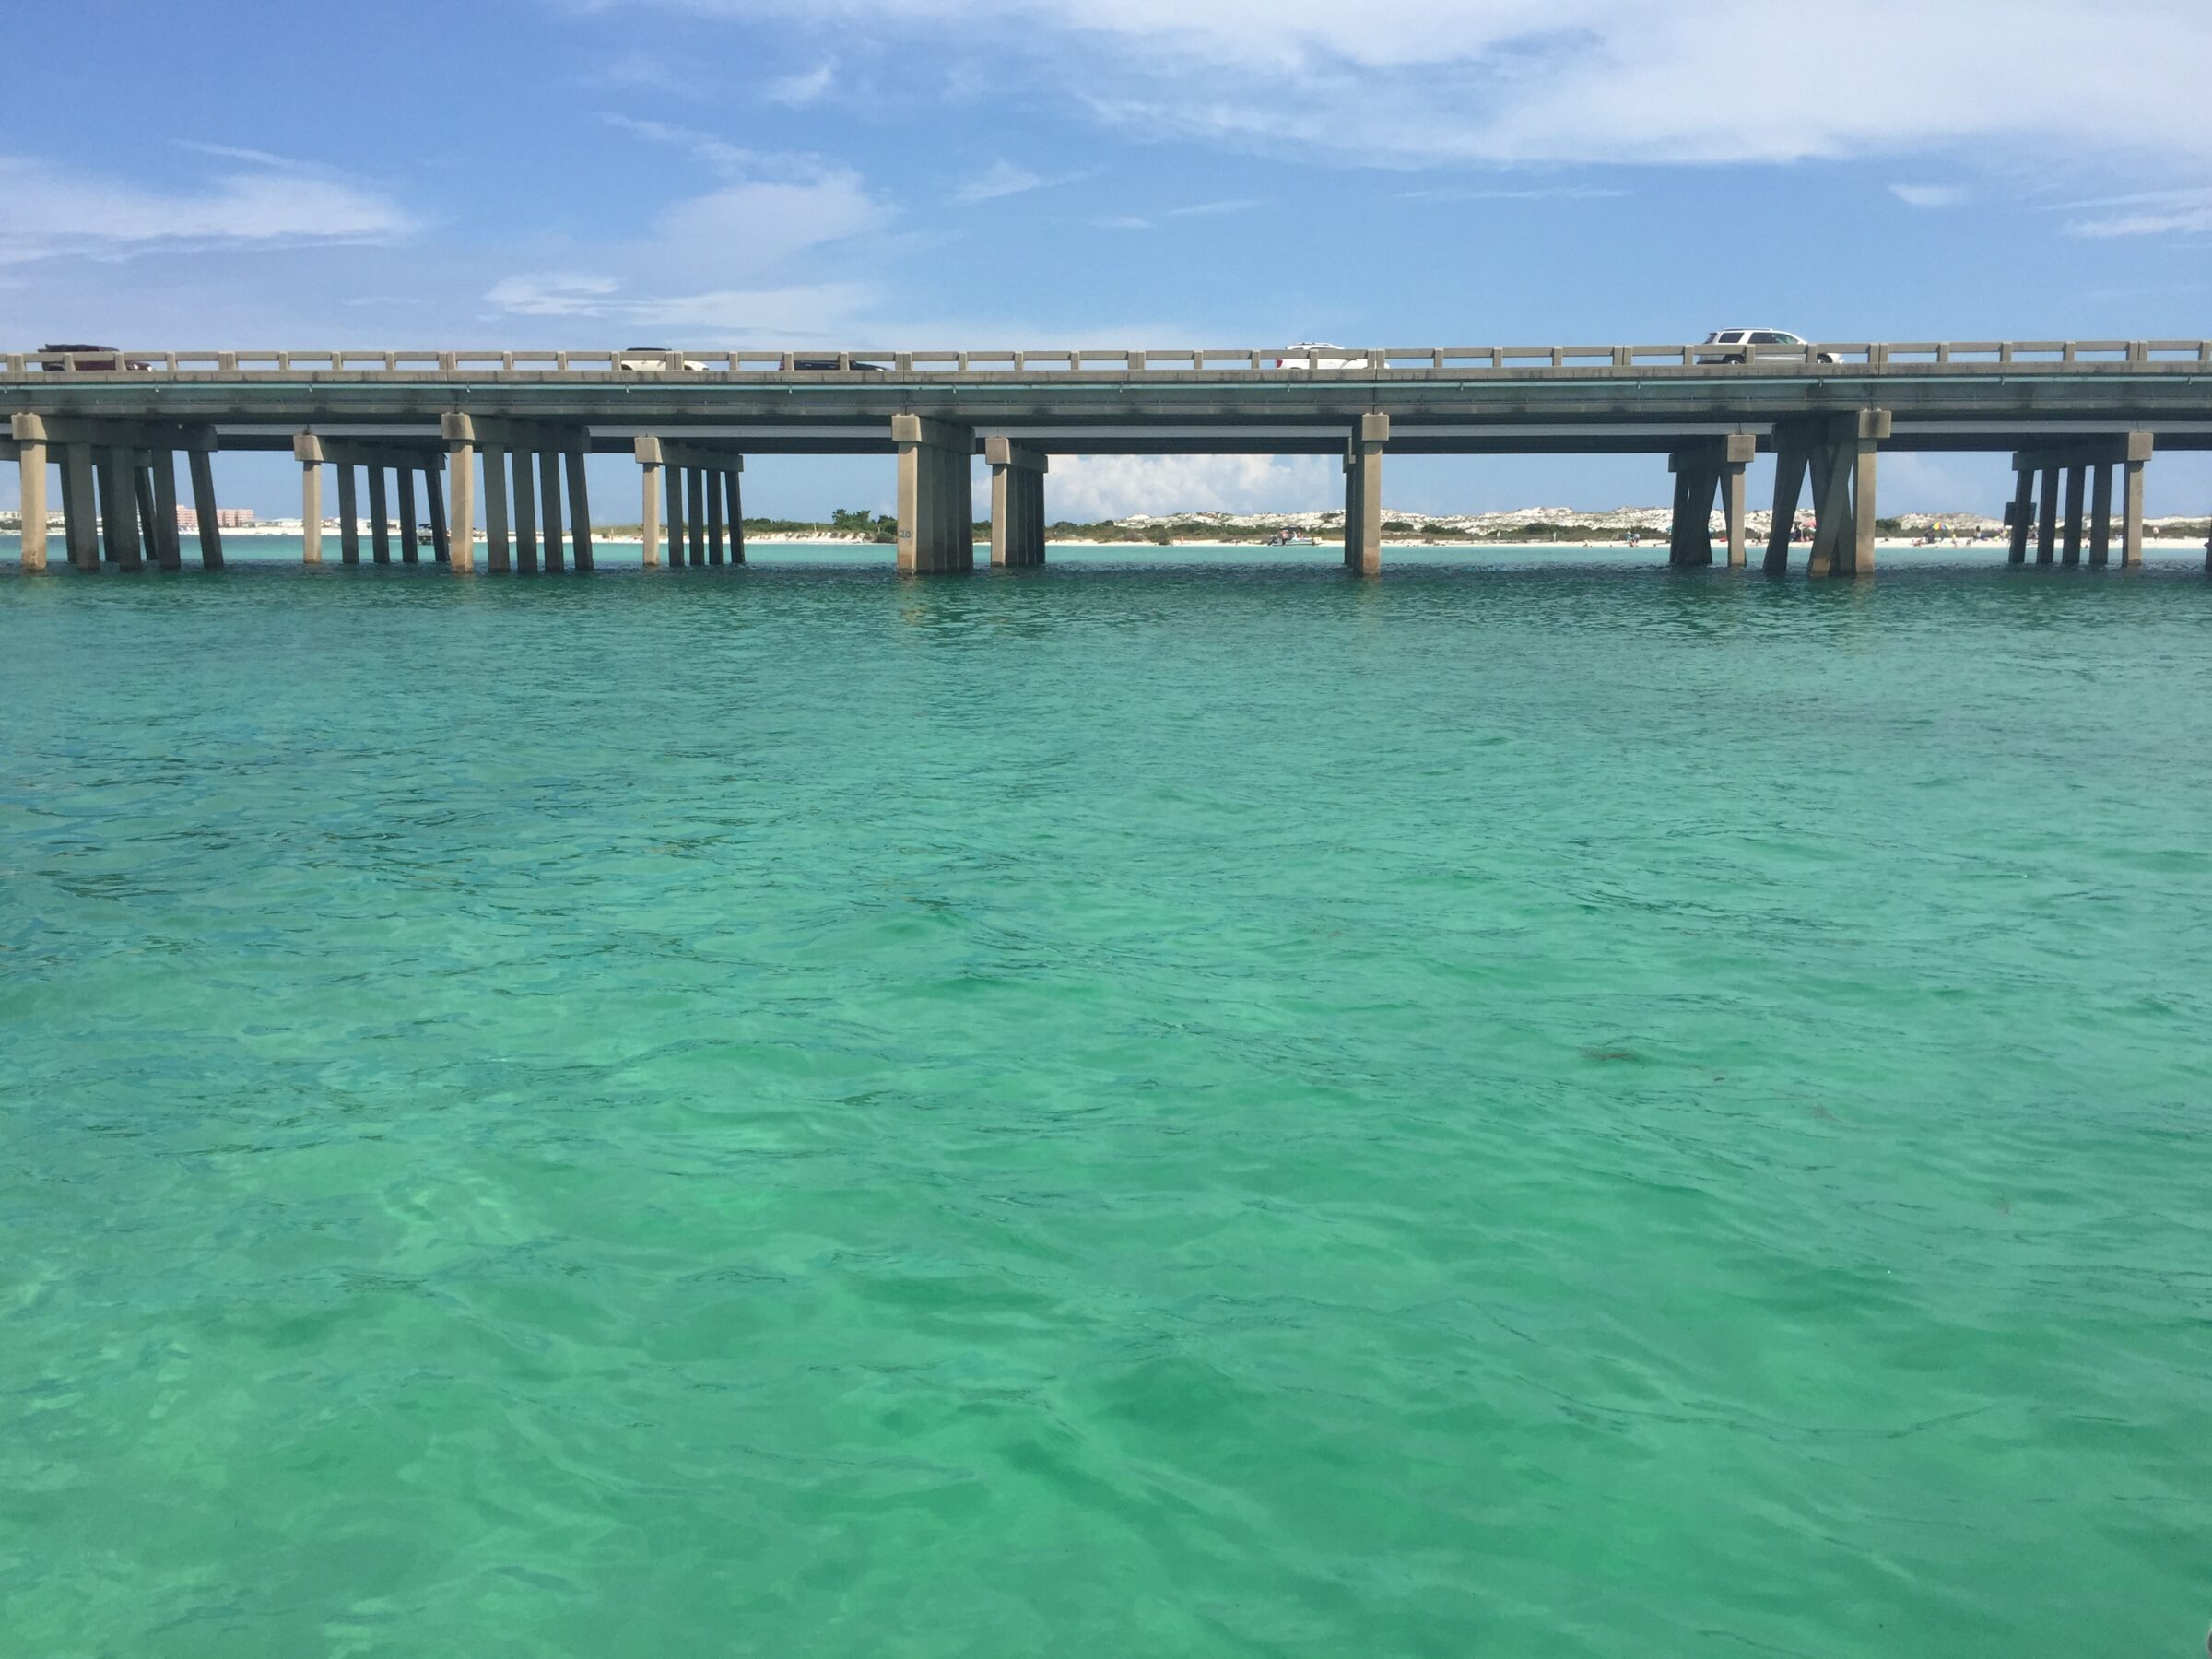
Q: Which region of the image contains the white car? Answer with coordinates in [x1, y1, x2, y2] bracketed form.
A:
[1274, 342, 1370, 368]
[617, 347, 712, 371]
[1696, 329, 1836, 365]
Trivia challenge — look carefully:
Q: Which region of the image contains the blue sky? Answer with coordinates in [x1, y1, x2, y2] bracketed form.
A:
[6, 0, 2211, 521]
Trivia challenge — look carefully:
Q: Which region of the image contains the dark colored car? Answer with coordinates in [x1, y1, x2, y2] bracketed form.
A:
[38, 342, 152, 371]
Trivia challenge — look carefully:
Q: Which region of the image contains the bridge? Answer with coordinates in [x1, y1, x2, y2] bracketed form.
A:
[5, 339, 2208, 578]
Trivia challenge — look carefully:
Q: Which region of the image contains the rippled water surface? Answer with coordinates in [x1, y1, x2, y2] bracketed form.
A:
[5, 550, 2211, 1657]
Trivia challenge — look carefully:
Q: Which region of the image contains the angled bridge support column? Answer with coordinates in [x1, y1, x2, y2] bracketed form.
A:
[1771, 411, 1887, 578]
[1666, 434, 1751, 569]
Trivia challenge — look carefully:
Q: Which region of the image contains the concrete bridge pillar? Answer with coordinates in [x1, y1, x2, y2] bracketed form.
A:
[1342, 413, 1387, 575]
[425, 465, 450, 565]
[635, 438, 664, 569]
[724, 467, 745, 565]
[59, 442, 97, 571]
[1721, 433, 1752, 567]
[397, 466, 420, 566]
[2005, 467, 2033, 564]
[703, 465, 724, 564]
[665, 458, 686, 568]
[2121, 431, 2150, 568]
[482, 446, 511, 572]
[2088, 465, 2113, 567]
[133, 458, 159, 564]
[1774, 411, 1884, 578]
[2061, 464, 2086, 566]
[557, 451, 583, 575]
[1665, 435, 1749, 569]
[150, 452, 183, 571]
[893, 414, 975, 573]
[337, 465, 360, 564]
[294, 435, 324, 564]
[2011, 434, 2150, 571]
[1666, 450, 1718, 569]
[512, 451, 538, 573]
[441, 415, 475, 573]
[539, 449, 564, 572]
[9, 415, 49, 571]
[654, 444, 744, 568]
[1764, 445, 1809, 575]
[98, 448, 141, 570]
[369, 467, 392, 565]
[986, 437, 1047, 568]
[8, 413, 47, 571]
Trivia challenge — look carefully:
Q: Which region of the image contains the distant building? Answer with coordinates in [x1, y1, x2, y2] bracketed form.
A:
[176, 506, 255, 530]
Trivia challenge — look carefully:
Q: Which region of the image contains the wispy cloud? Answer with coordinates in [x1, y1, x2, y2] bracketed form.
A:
[2064, 187, 2212, 237]
[600, 113, 755, 175]
[487, 140, 895, 335]
[0, 151, 413, 265]
[953, 159, 1049, 204]
[767, 61, 836, 106]
[1166, 197, 1263, 218]
[602, 48, 696, 98]
[1891, 182, 1967, 208]
[1397, 184, 1627, 202]
[1088, 197, 1264, 230]
[655, 1, 2212, 173]
[949, 159, 1100, 205]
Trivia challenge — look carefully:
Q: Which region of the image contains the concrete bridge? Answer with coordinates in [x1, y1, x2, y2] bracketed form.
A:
[5, 339, 2208, 578]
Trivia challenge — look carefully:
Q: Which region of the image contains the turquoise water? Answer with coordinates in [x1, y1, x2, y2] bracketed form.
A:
[4, 550, 2210, 1657]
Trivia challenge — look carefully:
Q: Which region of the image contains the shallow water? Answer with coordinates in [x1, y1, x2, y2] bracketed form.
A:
[4, 552, 2210, 1657]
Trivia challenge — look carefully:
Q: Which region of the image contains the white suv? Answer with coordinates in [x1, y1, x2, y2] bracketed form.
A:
[1273, 343, 1370, 368]
[1697, 329, 1835, 365]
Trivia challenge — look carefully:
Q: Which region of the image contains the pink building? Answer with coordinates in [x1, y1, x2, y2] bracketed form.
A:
[175, 506, 255, 530]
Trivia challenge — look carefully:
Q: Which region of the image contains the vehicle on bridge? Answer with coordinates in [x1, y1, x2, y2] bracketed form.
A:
[617, 347, 712, 371]
[1697, 329, 1837, 366]
[1274, 343, 1368, 368]
[37, 342, 152, 371]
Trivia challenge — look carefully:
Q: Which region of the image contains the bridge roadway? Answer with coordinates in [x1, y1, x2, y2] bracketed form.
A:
[4, 340, 2208, 577]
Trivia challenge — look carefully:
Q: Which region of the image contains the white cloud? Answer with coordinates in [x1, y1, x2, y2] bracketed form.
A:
[2065, 187, 2212, 237]
[653, 1, 2212, 171]
[1166, 197, 1263, 218]
[767, 61, 836, 105]
[0, 152, 412, 265]
[1047, 453, 1337, 520]
[1891, 183, 1967, 208]
[953, 159, 1047, 203]
[488, 143, 894, 335]
[483, 273, 625, 316]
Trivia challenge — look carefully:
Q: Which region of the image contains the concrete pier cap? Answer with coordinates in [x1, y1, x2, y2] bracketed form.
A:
[984, 436, 1048, 472]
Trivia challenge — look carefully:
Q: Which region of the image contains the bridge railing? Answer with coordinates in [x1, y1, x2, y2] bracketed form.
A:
[4, 341, 2210, 375]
